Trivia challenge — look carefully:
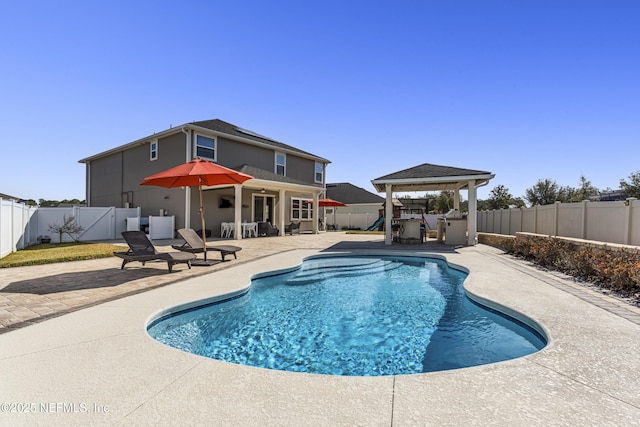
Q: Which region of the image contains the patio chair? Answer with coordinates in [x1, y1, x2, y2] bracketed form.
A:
[284, 222, 300, 235]
[172, 228, 242, 263]
[257, 221, 279, 237]
[114, 231, 195, 272]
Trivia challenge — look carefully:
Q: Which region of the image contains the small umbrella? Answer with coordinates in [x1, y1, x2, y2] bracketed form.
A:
[318, 198, 347, 207]
[141, 158, 253, 264]
[317, 198, 346, 230]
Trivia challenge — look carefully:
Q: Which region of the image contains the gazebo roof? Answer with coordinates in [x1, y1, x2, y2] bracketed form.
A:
[371, 163, 494, 193]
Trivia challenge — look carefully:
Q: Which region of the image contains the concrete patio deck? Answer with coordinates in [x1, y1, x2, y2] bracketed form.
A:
[0, 232, 639, 426]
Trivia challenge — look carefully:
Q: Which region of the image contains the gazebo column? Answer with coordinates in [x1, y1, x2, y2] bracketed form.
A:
[385, 184, 393, 245]
[467, 180, 477, 245]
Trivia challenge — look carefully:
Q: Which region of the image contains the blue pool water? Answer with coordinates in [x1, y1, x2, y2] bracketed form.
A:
[148, 256, 546, 376]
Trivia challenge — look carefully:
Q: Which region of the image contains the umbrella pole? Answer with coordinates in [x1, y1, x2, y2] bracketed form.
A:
[199, 182, 207, 261]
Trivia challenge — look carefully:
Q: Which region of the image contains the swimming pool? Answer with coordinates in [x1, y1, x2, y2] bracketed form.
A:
[148, 255, 547, 376]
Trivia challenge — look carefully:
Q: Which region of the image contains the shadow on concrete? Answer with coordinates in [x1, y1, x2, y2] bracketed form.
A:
[1, 263, 185, 295]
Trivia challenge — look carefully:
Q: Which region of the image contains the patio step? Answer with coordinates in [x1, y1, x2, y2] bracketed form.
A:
[285, 259, 400, 285]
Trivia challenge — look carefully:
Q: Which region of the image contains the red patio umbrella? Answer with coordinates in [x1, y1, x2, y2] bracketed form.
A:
[141, 158, 253, 264]
[318, 198, 347, 207]
[317, 198, 346, 230]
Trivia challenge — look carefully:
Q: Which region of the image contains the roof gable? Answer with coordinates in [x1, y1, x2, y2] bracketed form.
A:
[371, 163, 495, 193]
[79, 118, 329, 164]
[191, 119, 328, 162]
[373, 163, 492, 181]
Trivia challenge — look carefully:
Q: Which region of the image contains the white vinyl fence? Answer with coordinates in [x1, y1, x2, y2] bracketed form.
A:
[328, 212, 440, 231]
[0, 199, 37, 258]
[35, 206, 140, 244]
[478, 198, 640, 246]
[0, 199, 177, 259]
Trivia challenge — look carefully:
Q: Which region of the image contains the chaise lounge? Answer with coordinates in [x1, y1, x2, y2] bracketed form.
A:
[114, 231, 195, 272]
[172, 228, 242, 263]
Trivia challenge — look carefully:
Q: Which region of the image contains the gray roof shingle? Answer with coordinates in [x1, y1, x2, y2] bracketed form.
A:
[373, 163, 492, 181]
[325, 183, 384, 204]
[192, 119, 328, 162]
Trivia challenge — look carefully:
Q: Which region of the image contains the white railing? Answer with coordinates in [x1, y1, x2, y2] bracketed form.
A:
[477, 198, 640, 246]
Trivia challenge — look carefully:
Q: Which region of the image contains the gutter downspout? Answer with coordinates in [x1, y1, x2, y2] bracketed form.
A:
[182, 127, 192, 229]
[86, 161, 91, 207]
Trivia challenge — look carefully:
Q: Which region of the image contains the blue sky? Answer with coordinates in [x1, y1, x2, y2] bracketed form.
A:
[2, 1, 638, 202]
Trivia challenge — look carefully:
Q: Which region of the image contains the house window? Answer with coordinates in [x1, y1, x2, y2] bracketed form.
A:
[275, 152, 286, 176]
[196, 134, 216, 160]
[315, 162, 323, 183]
[150, 141, 158, 161]
[291, 197, 313, 221]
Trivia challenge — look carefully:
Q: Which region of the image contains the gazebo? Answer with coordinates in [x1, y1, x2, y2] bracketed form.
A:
[371, 163, 495, 246]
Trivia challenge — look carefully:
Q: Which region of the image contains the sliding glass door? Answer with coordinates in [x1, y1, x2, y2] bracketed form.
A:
[253, 195, 275, 223]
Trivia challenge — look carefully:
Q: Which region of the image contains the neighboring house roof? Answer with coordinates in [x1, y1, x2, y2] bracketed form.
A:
[371, 163, 495, 192]
[325, 183, 384, 205]
[79, 118, 330, 164]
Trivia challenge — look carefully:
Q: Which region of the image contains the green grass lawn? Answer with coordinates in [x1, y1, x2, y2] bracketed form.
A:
[0, 242, 126, 268]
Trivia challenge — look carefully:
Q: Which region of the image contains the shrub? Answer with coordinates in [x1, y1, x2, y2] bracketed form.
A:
[504, 235, 640, 302]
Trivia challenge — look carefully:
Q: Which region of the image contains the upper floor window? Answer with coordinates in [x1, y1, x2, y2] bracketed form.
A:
[150, 140, 158, 161]
[275, 152, 286, 176]
[196, 134, 216, 160]
[315, 162, 323, 183]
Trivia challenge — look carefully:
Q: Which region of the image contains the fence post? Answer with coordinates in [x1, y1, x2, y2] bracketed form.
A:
[10, 200, 17, 253]
[581, 200, 588, 240]
[111, 207, 117, 239]
[520, 206, 524, 235]
[553, 201, 560, 236]
[625, 198, 636, 245]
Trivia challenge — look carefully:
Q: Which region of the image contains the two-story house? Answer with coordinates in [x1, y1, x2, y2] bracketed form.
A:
[79, 119, 330, 237]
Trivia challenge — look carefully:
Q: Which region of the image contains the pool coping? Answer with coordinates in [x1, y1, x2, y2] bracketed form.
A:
[1, 245, 639, 425]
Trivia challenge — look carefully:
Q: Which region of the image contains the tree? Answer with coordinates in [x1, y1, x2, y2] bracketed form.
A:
[48, 214, 85, 243]
[486, 185, 513, 210]
[556, 185, 575, 203]
[524, 179, 560, 206]
[620, 171, 640, 198]
[38, 199, 86, 207]
[433, 191, 457, 213]
[560, 175, 599, 203]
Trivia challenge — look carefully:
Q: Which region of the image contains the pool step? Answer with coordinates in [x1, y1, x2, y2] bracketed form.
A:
[286, 259, 401, 285]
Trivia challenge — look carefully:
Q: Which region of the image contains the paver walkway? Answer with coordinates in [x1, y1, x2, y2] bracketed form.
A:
[0, 233, 424, 333]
